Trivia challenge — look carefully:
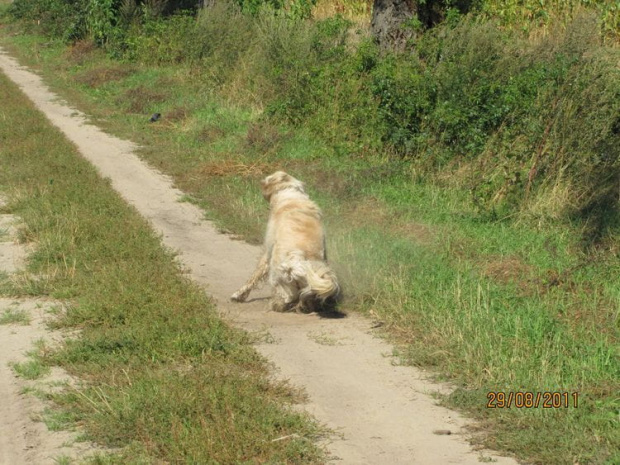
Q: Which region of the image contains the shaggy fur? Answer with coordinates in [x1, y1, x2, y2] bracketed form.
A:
[231, 171, 340, 312]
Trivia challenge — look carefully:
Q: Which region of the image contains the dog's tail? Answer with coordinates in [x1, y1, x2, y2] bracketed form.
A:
[303, 260, 340, 301]
[279, 253, 340, 302]
[284, 256, 340, 302]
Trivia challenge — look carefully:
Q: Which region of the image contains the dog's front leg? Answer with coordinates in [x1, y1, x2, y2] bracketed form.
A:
[231, 253, 269, 302]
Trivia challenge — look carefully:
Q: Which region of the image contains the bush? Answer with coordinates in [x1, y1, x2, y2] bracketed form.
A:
[9, 0, 90, 41]
[122, 11, 200, 63]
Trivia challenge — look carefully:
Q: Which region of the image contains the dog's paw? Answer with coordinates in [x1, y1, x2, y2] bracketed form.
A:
[230, 291, 246, 302]
[270, 298, 296, 313]
[295, 303, 315, 314]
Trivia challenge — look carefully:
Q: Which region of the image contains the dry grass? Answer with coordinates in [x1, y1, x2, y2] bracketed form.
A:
[478, 255, 543, 297]
[480, 256, 534, 285]
[165, 106, 191, 122]
[245, 120, 286, 153]
[340, 198, 436, 245]
[195, 159, 274, 178]
[312, 0, 372, 23]
[75, 66, 136, 88]
[196, 124, 226, 143]
[121, 85, 168, 114]
[63, 40, 97, 65]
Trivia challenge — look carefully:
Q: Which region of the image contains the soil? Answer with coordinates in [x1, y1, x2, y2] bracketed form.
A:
[0, 48, 519, 464]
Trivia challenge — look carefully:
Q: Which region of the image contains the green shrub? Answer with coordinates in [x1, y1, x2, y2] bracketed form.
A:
[9, 0, 90, 41]
[192, 2, 258, 83]
[262, 16, 349, 122]
[260, 16, 385, 148]
[122, 11, 199, 63]
[369, 55, 436, 155]
[237, 0, 283, 16]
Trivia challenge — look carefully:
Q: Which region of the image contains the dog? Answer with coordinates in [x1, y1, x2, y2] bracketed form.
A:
[231, 171, 340, 312]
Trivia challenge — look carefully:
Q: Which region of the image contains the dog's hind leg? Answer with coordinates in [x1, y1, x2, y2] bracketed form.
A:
[270, 281, 298, 312]
[231, 253, 269, 302]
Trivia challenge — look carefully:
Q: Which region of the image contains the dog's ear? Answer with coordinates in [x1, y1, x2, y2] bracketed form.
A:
[261, 172, 283, 201]
[261, 171, 304, 201]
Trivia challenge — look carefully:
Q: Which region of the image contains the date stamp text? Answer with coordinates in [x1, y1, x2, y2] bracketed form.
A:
[486, 391, 578, 409]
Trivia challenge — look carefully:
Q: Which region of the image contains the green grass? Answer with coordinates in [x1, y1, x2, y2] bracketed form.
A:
[1, 10, 618, 464]
[0, 68, 325, 462]
[53, 456, 73, 465]
[42, 407, 78, 431]
[0, 308, 30, 324]
[11, 359, 50, 380]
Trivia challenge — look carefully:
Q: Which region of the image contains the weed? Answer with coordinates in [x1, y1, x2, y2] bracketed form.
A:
[245, 119, 285, 152]
[11, 359, 51, 380]
[0, 307, 30, 324]
[195, 159, 273, 178]
[64, 39, 96, 64]
[53, 455, 73, 465]
[164, 105, 190, 122]
[196, 124, 226, 142]
[42, 407, 78, 431]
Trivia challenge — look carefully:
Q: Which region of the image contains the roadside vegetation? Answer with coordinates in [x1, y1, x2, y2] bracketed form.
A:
[1, 0, 618, 463]
[0, 307, 30, 324]
[0, 71, 325, 463]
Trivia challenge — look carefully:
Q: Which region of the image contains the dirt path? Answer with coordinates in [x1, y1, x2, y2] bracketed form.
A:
[0, 48, 519, 464]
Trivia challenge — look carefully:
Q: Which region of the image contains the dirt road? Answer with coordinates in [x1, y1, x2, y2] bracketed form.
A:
[0, 48, 518, 464]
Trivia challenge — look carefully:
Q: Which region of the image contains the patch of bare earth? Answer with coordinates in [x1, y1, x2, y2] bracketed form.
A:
[0, 48, 520, 464]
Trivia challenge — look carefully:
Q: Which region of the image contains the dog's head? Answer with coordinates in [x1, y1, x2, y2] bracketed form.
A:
[261, 171, 306, 202]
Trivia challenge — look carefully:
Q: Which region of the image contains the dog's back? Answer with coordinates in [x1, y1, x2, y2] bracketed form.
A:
[268, 194, 325, 261]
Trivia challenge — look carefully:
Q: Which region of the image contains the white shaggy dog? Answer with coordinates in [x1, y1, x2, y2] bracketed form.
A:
[231, 171, 340, 312]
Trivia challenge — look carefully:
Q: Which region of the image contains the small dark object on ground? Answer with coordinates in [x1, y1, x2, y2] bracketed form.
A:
[149, 113, 161, 123]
